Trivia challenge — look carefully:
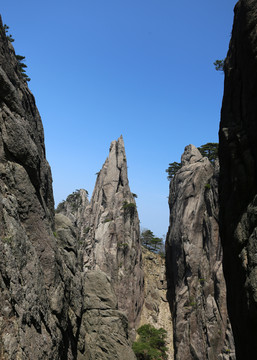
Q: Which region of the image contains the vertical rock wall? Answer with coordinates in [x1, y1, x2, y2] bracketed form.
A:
[83, 136, 144, 336]
[0, 15, 83, 358]
[56, 189, 89, 239]
[58, 136, 144, 339]
[219, 1, 257, 358]
[0, 16, 137, 359]
[139, 248, 174, 360]
[166, 145, 234, 360]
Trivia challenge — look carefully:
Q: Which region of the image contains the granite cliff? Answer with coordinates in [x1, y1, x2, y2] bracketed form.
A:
[0, 16, 136, 359]
[81, 135, 144, 336]
[139, 248, 174, 360]
[5, 0, 257, 357]
[57, 136, 144, 339]
[166, 145, 235, 360]
[219, 0, 257, 358]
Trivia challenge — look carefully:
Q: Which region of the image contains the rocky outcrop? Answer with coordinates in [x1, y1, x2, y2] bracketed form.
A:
[139, 248, 174, 360]
[84, 136, 144, 336]
[0, 16, 136, 359]
[79, 270, 136, 360]
[219, 1, 257, 358]
[56, 189, 89, 240]
[0, 15, 71, 358]
[58, 136, 144, 338]
[166, 145, 235, 360]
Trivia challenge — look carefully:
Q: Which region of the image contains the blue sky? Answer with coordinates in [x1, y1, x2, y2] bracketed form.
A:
[1, 0, 237, 237]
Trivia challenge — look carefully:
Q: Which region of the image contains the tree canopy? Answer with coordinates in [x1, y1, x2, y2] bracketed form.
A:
[165, 162, 182, 181]
[197, 143, 218, 165]
[133, 324, 168, 360]
[165, 142, 218, 180]
[140, 230, 163, 254]
[214, 59, 225, 72]
[4, 23, 31, 82]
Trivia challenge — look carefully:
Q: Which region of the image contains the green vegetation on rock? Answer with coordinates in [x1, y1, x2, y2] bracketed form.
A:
[4, 23, 31, 81]
[140, 229, 164, 254]
[197, 143, 218, 165]
[165, 161, 182, 180]
[133, 324, 168, 360]
[214, 59, 225, 72]
[122, 201, 137, 217]
[166, 142, 218, 180]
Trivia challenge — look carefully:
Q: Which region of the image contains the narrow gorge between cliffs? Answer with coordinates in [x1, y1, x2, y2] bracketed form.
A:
[2, 1, 257, 359]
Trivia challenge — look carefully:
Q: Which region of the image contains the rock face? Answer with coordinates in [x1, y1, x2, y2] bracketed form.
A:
[0, 15, 70, 358]
[139, 248, 174, 360]
[80, 270, 136, 360]
[58, 136, 144, 338]
[84, 136, 144, 335]
[219, 1, 257, 358]
[56, 189, 89, 240]
[0, 17, 136, 359]
[166, 145, 235, 360]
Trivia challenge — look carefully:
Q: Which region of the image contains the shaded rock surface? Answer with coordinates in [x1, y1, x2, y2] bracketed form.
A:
[55, 214, 136, 360]
[166, 145, 235, 360]
[139, 248, 174, 360]
[0, 17, 137, 359]
[0, 16, 83, 357]
[58, 136, 144, 339]
[79, 270, 136, 360]
[56, 189, 89, 240]
[219, 1, 257, 358]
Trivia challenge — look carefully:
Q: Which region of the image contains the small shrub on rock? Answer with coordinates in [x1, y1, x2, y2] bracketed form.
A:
[133, 324, 168, 360]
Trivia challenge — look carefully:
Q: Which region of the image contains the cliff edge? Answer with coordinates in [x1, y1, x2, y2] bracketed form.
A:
[219, 0, 257, 358]
[166, 145, 234, 360]
[0, 17, 136, 359]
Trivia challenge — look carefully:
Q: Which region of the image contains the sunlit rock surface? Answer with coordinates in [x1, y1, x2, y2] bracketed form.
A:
[0, 16, 137, 359]
[58, 136, 144, 339]
[139, 248, 174, 360]
[166, 145, 235, 360]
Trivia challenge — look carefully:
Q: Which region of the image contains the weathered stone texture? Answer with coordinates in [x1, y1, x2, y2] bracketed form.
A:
[78, 270, 136, 360]
[56, 189, 89, 240]
[58, 136, 144, 339]
[0, 15, 67, 359]
[0, 16, 135, 359]
[219, 1, 257, 358]
[139, 248, 174, 360]
[166, 145, 235, 360]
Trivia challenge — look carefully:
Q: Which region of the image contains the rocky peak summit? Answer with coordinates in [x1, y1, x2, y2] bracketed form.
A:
[166, 145, 235, 360]
[99, 135, 129, 198]
[85, 135, 144, 337]
[58, 135, 144, 339]
[181, 144, 202, 165]
[0, 17, 137, 358]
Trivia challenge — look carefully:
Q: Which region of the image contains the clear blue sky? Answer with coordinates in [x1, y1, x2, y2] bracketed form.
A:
[1, 0, 237, 237]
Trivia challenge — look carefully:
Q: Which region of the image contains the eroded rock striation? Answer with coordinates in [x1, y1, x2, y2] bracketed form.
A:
[139, 248, 174, 360]
[219, 1, 257, 358]
[80, 270, 136, 360]
[56, 189, 89, 240]
[166, 145, 235, 360]
[0, 15, 83, 358]
[0, 17, 136, 359]
[58, 136, 144, 339]
[83, 136, 144, 336]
